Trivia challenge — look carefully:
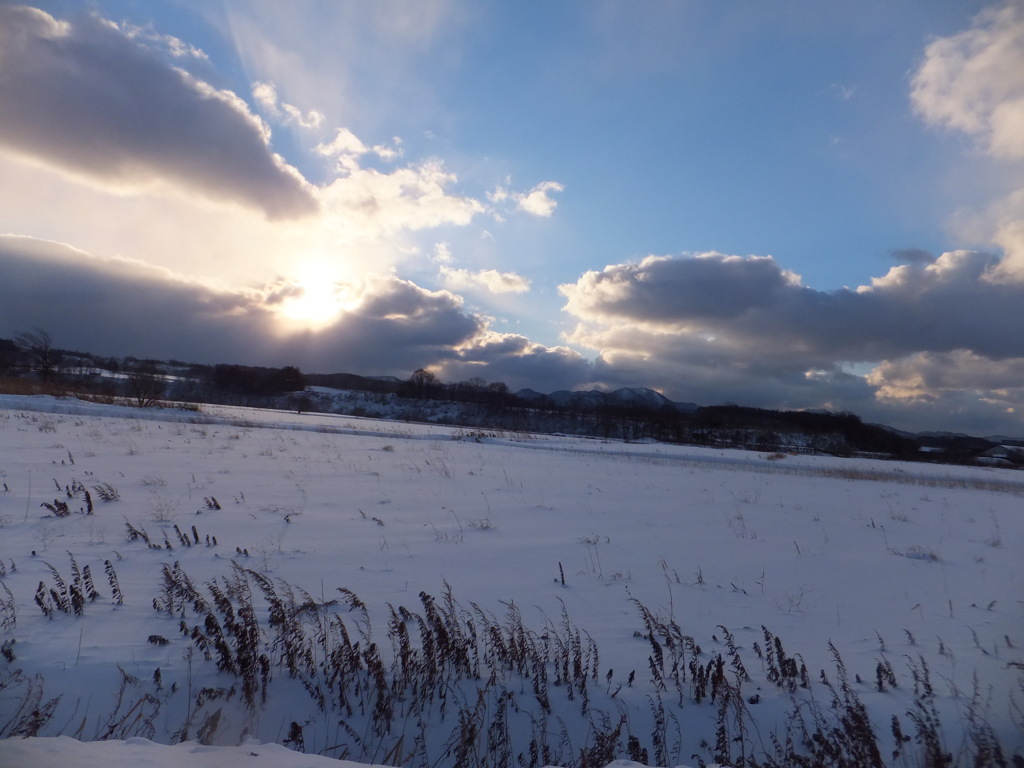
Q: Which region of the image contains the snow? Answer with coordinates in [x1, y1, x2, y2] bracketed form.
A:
[0, 394, 1021, 766]
[0, 736, 704, 768]
[0, 734, 390, 768]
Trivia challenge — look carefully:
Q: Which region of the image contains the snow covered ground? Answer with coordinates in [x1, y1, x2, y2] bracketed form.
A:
[0, 395, 1021, 767]
[0, 734, 391, 768]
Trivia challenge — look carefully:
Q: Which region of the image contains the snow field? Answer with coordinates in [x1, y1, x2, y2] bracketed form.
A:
[0, 396, 1021, 766]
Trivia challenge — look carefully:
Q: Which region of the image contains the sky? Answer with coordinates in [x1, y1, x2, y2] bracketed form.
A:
[1, 0, 1024, 435]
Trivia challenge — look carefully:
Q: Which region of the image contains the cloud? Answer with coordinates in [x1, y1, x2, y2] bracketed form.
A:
[0, 235, 577, 386]
[515, 181, 564, 217]
[484, 178, 565, 219]
[317, 127, 370, 158]
[431, 242, 455, 264]
[0, 5, 509, 315]
[440, 266, 531, 294]
[911, 2, 1024, 160]
[562, 253, 801, 325]
[431, 240, 531, 295]
[911, 1, 1024, 279]
[0, 235, 474, 371]
[889, 247, 936, 265]
[114, 17, 210, 62]
[559, 251, 1024, 431]
[0, 234, 281, 364]
[434, 332, 593, 393]
[0, 5, 317, 219]
[866, 350, 1024, 435]
[318, 158, 484, 236]
[563, 251, 1024, 361]
[867, 350, 1024, 403]
[252, 81, 324, 129]
[316, 127, 403, 172]
[487, 185, 510, 204]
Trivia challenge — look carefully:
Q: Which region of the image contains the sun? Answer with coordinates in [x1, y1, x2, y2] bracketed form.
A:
[275, 267, 357, 331]
[279, 282, 340, 328]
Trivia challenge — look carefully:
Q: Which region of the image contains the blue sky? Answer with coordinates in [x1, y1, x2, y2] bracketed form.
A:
[2, 0, 1024, 435]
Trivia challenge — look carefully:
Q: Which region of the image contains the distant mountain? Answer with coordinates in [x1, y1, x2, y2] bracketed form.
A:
[608, 386, 697, 410]
[513, 388, 546, 401]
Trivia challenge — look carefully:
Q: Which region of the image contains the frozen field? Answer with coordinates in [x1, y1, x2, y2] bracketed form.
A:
[0, 395, 1021, 767]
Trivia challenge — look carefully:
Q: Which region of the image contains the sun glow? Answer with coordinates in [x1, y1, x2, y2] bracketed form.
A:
[275, 267, 358, 331]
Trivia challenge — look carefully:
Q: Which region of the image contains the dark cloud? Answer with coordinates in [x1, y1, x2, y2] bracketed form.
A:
[563, 251, 1024, 362]
[262, 281, 305, 306]
[0, 5, 316, 219]
[563, 253, 797, 323]
[0, 236, 579, 386]
[302, 277, 485, 371]
[434, 334, 593, 393]
[867, 350, 1024, 435]
[0, 235, 283, 364]
[561, 251, 1024, 433]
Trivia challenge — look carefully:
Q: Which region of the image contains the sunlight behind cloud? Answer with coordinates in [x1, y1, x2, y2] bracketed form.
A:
[272, 267, 360, 332]
[276, 283, 342, 330]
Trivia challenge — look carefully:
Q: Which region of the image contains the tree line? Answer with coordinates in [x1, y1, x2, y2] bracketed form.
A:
[3, 331, 1019, 465]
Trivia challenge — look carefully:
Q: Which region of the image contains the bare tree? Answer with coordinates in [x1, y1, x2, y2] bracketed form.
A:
[14, 328, 58, 382]
[0, 338, 18, 376]
[125, 368, 165, 407]
[406, 367, 440, 399]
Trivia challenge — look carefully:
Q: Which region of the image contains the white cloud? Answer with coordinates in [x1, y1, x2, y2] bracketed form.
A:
[253, 81, 279, 114]
[514, 181, 564, 217]
[315, 127, 370, 174]
[316, 127, 403, 174]
[430, 240, 531, 294]
[440, 266, 531, 294]
[372, 137, 404, 162]
[911, 1, 1024, 280]
[487, 184, 510, 203]
[318, 158, 484, 237]
[114, 18, 210, 62]
[912, 3, 1024, 159]
[432, 242, 455, 264]
[252, 81, 324, 129]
